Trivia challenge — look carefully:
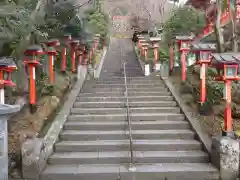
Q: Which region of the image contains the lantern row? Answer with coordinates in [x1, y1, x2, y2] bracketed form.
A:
[169, 35, 240, 137]
[137, 35, 162, 73]
[1, 33, 101, 113]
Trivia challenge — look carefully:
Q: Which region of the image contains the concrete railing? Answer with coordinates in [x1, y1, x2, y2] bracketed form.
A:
[21, 66, 87, 180]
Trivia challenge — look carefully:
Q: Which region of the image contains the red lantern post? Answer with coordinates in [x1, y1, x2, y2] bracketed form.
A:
[24, 45, 43, 113]
[190, 43, 216, 105]
[0, 57, 17, 104]
[45, 39, 60, 84]
[141, 43, 149, 60]
[69, 40, 79, 73]
[176, 36, 194, 81]
[83, 45, 88, 65]
[139, 39, 146, 56]
[211, 53, 240, 136]
[76, 44, 84, 79]
[169, 42, 174, 75]
[137, 36, 144, 49]
[61, 34, 71, 73]
[149, 37, 161, 71]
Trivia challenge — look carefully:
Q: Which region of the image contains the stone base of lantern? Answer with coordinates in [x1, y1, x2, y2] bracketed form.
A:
[154, 63, 161, 72]
[144, 64, 150, 76]
[87, 64, 94, 80]
[77, 65, 85, 79]
[61, 71, 66, 75]
[211, 136, 239, 180]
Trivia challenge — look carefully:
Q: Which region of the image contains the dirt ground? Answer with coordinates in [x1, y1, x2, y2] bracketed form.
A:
[8, 72, 76, 178]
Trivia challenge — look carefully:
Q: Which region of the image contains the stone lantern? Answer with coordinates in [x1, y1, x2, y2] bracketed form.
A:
[190, 43, 216, 105]
[0, 57, 17, 104]
[69, 40, 79, 73]
[45, 39, 60, 84]
[24, 45, 43, 113]
[149, 37, 161, 71]
[211, 53, 240, 136]
[175, 36, 194, 81]
[0, 104, 20, 180]
[61, 34, 71, 73]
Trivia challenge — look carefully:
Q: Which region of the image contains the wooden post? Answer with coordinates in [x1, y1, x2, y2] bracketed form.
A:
[180, 51, 187, 81]
[28, 64, 36, 105]
[61, 47, 67, 73]
[84, 53, 88, 65]
[224, 80, 232, 133]
[169, 44, 174, 74]
[61, 34, 71, 73]
[24, 46, 42, 113]
[70, 40, 79, 73]
[49, 54, 54, 84]
[200, 63, 207, 103]
[45, 39, 60, 84]
[144, 46, 148, 60]
[153, 43, 159, 65]
[0, 70, 4, 104]
[71, 48, 76, 73]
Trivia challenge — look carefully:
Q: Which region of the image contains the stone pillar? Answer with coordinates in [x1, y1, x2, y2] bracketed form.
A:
[211, 136, 240, 180]
[0, 104, 20, 180]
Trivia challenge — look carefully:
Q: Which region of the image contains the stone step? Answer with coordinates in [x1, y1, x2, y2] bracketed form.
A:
[83, 83, 166, 88]
[64, 120, 190, 131]
[59, 129, 195, 141]
[73, 101, 177, 108]
[76, 96, 174, 102]
[81, 87, 168, 93]
[55, 140, 202, 152]
[89, 79, 164, 84]
[70, 107, 180, 115]
[48, 151, 209, 165]
[98, 76, 160, 80]
[67, 113, 185, 121]
[80, 91, 171, 97]
[41, 163, 219, 180]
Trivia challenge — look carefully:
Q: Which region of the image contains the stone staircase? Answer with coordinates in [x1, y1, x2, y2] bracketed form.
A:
[41, 76, 219, 180]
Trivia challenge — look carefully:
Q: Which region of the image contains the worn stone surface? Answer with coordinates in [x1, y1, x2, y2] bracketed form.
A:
[94, 47, 108, 78]
[99, 38, 143, 79]
[211, 137, 239, 180]
[22, 67, 87, 180]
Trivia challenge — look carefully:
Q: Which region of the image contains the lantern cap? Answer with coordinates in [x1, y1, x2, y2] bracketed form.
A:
[211, 53, 240, 65]
[190, 43, 216, 51]
[70, 40, 80, 45]
[25, 45, 43, 55]
[149, 37, 161, 42]
[141, 43, 148, 47]
[0, 104, 20, 116]
[175, 35, 193, 41]
[46, 39, 60, 47]
[64, 33, 71, 37]
[0, 57, 16, 68]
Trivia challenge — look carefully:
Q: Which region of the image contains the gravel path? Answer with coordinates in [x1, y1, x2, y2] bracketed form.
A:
[99, 37, 143, 79]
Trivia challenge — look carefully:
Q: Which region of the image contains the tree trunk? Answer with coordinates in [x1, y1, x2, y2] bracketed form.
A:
[215, 0, 224, 53]
[230, 4, 238, 52]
